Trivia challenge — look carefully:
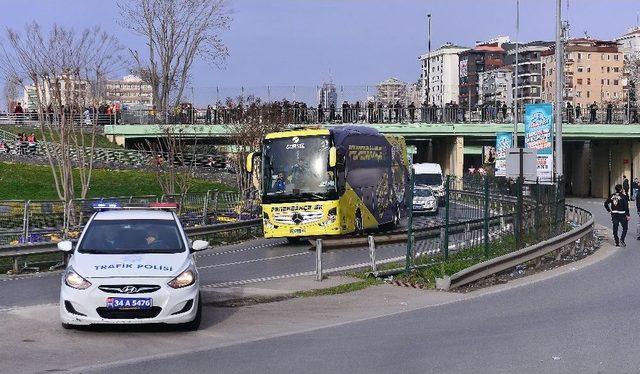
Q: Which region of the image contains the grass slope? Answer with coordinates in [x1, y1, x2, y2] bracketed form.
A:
[0, 125, 121, 149]
[0, 162, 231, 200]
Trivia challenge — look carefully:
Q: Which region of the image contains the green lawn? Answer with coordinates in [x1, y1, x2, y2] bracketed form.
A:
[0, 161, 232, 200]
[0, 125, 122, 149]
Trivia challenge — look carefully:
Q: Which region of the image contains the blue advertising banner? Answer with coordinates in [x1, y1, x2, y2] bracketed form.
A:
[524, 103, 554, 182]
[495, 132, 512, 177]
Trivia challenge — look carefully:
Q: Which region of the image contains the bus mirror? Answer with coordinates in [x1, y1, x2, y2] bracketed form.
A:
[329, 147, 337, 167]
[246, 152, 254, 173]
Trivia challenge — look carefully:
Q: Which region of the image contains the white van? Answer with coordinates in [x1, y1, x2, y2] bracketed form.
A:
[413, 163, 444, 204]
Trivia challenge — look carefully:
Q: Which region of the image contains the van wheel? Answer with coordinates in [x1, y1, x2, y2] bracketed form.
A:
[355, 211, 363, 234]
[180, 293, 202, 331]
[61, 323, 74, 330]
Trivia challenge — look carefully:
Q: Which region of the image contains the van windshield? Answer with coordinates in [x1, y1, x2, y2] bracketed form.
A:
[415, 173, 442, 186]
[78, 220, 185, 254]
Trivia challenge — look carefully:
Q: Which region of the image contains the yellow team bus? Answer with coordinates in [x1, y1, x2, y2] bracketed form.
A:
[246, 126, 409, 243]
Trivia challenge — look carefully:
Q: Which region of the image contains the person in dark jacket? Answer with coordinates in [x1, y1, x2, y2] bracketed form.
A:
[575, 103, 582, 122]
[623, 175, 630, 197]
[606, 103, 614, 123]
[604, 184, 630, 247]
[501, 103, 508, 121]
[590, 102, 598, 123]
[632, 177, 639, 201]
[636, 191, 640, 240]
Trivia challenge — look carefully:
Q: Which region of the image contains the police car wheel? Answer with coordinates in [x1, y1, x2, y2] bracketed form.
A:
[61, 322, 75, 330]
[180, 293, 202, 331]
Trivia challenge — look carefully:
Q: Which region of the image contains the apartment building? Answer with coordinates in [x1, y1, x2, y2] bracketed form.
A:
[419, 42, 468, 105]
[458, 44, 506, 108]
[105, 75, 153, 108]
[542, 38, 624, 107]
[503, 41, 553, 106]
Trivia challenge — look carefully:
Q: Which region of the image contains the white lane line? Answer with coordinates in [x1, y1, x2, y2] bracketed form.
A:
[202, 271, 316, 288]
[198, 252, 310, 270]
[196, 239, 288, 258]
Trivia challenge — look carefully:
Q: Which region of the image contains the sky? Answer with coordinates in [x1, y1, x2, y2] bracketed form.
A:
[0, 0, 639, 105]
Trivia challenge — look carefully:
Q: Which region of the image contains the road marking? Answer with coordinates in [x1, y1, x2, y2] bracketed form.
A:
[202, 271, 316, 288]
[196, 239, 288, 258]
[198, 252, 310, 270]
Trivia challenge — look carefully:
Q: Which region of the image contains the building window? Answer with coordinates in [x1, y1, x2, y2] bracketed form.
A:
[587, 78, 591, 85]
[577, 52, 582, 60]
[614, 67, 620, 73]
[587, 53, 591, 59]
[587, 67, 591, 72]
[607, 67, 610, 73]
[606, 92, 610, 98]
[614, 92, 619, 98]
[601, 79, 605, 85]
[587, 91, 590, 98]
[576, 91, 581, 97]
[607, 79, 610, 85]
[614, 54, 619, 61]
[614, 79, 619, 85]
[577, 78, 583, 85]
[577, 66, 584, 73]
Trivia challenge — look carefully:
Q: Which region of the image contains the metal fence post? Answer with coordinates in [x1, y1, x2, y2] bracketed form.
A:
[22, 200, 30, 242]
[483, 176, 489, 258]
[202, 190, 211, 225]
[516, 175, 523, 250]
[405, 168, 415, 273]
[315, 239, 323, 281]
[368, 235, 377, 272]
[444, 175, 451, 261]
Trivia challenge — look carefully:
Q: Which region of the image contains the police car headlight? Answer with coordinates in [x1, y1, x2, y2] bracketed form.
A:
[168, 267, 197, 289]
[64, 266, 92, 290]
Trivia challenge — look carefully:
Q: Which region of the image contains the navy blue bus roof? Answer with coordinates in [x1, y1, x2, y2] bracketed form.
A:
[330, 126, 381, 146]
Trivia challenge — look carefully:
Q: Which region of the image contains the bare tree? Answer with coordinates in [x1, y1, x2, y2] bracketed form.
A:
[0, 23, 124, 222]
[2, 73, 20, 111]
[119, 0, 230, 122]
[224, 96, 289, 194]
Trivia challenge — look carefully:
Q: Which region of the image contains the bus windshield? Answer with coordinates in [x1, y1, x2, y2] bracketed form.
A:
[415, 173, 442, 186]
[262, 136, 336, 203]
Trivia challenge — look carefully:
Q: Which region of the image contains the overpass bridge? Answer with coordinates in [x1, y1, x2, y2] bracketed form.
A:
[103, 121, 640, 198]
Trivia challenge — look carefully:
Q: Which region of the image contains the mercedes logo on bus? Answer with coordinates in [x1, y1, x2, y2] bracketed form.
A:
[292, 212, 304, 225]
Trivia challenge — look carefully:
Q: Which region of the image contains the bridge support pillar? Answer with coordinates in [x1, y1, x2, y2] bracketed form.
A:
[610, 140, 632, 192]
[569, 141, 590, 197]
[590, 141, 609, 198]
[433, 136, 463, 178]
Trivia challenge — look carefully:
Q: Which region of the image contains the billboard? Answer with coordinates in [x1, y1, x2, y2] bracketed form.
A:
[495, 132, 512, 177]
[524, 103, 554, 182]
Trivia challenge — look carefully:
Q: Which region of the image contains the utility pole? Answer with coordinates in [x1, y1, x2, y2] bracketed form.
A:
[426, 14, 432, 105]
[555, 0, 564, 178]
[513, 0, 520, 146]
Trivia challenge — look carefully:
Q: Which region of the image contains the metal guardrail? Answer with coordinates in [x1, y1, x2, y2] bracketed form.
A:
[446, 204, 593, 290]
[0, 219, 261, 274]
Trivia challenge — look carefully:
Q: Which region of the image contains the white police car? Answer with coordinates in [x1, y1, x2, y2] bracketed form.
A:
[58, 204, 209, 330]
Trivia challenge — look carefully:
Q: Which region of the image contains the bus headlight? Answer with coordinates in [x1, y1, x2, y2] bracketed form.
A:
[263, 212, 274, 229]
[322, 208, 337, 226]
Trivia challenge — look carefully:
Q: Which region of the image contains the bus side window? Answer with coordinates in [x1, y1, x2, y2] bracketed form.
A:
[336, 153, 346, 195]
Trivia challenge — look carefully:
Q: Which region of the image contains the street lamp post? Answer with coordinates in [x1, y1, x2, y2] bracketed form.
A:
[513, 0, 520, 146]
[426, 14, 432, 106]
[555, 0, 563, 178]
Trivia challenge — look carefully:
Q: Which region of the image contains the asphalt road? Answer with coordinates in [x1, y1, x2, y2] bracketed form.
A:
[0, 208, 472, 310]
[88, 198, 640, 374]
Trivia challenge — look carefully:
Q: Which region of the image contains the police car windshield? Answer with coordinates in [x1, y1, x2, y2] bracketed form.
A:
[78, 219, 185, 254]
[262, 136, 336, 203]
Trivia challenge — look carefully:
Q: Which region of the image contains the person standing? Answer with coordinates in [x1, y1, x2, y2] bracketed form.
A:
[606, 102, 614, 123]
[205, 105, 212, 124]
[633, 177, 639, 201]
[636, 192, 640, 240]
[623, 175, 630, 198]
[501, 102, 508, 121]
[408, 101, 416, 122]
[604, 184, 630, 247]
[590, 101, 598, 123]
[575, 103, 582, 122]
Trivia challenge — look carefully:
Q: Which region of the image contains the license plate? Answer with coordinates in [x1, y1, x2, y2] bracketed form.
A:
[106, 297, 152, 310]
[290, 228, 305, 234]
